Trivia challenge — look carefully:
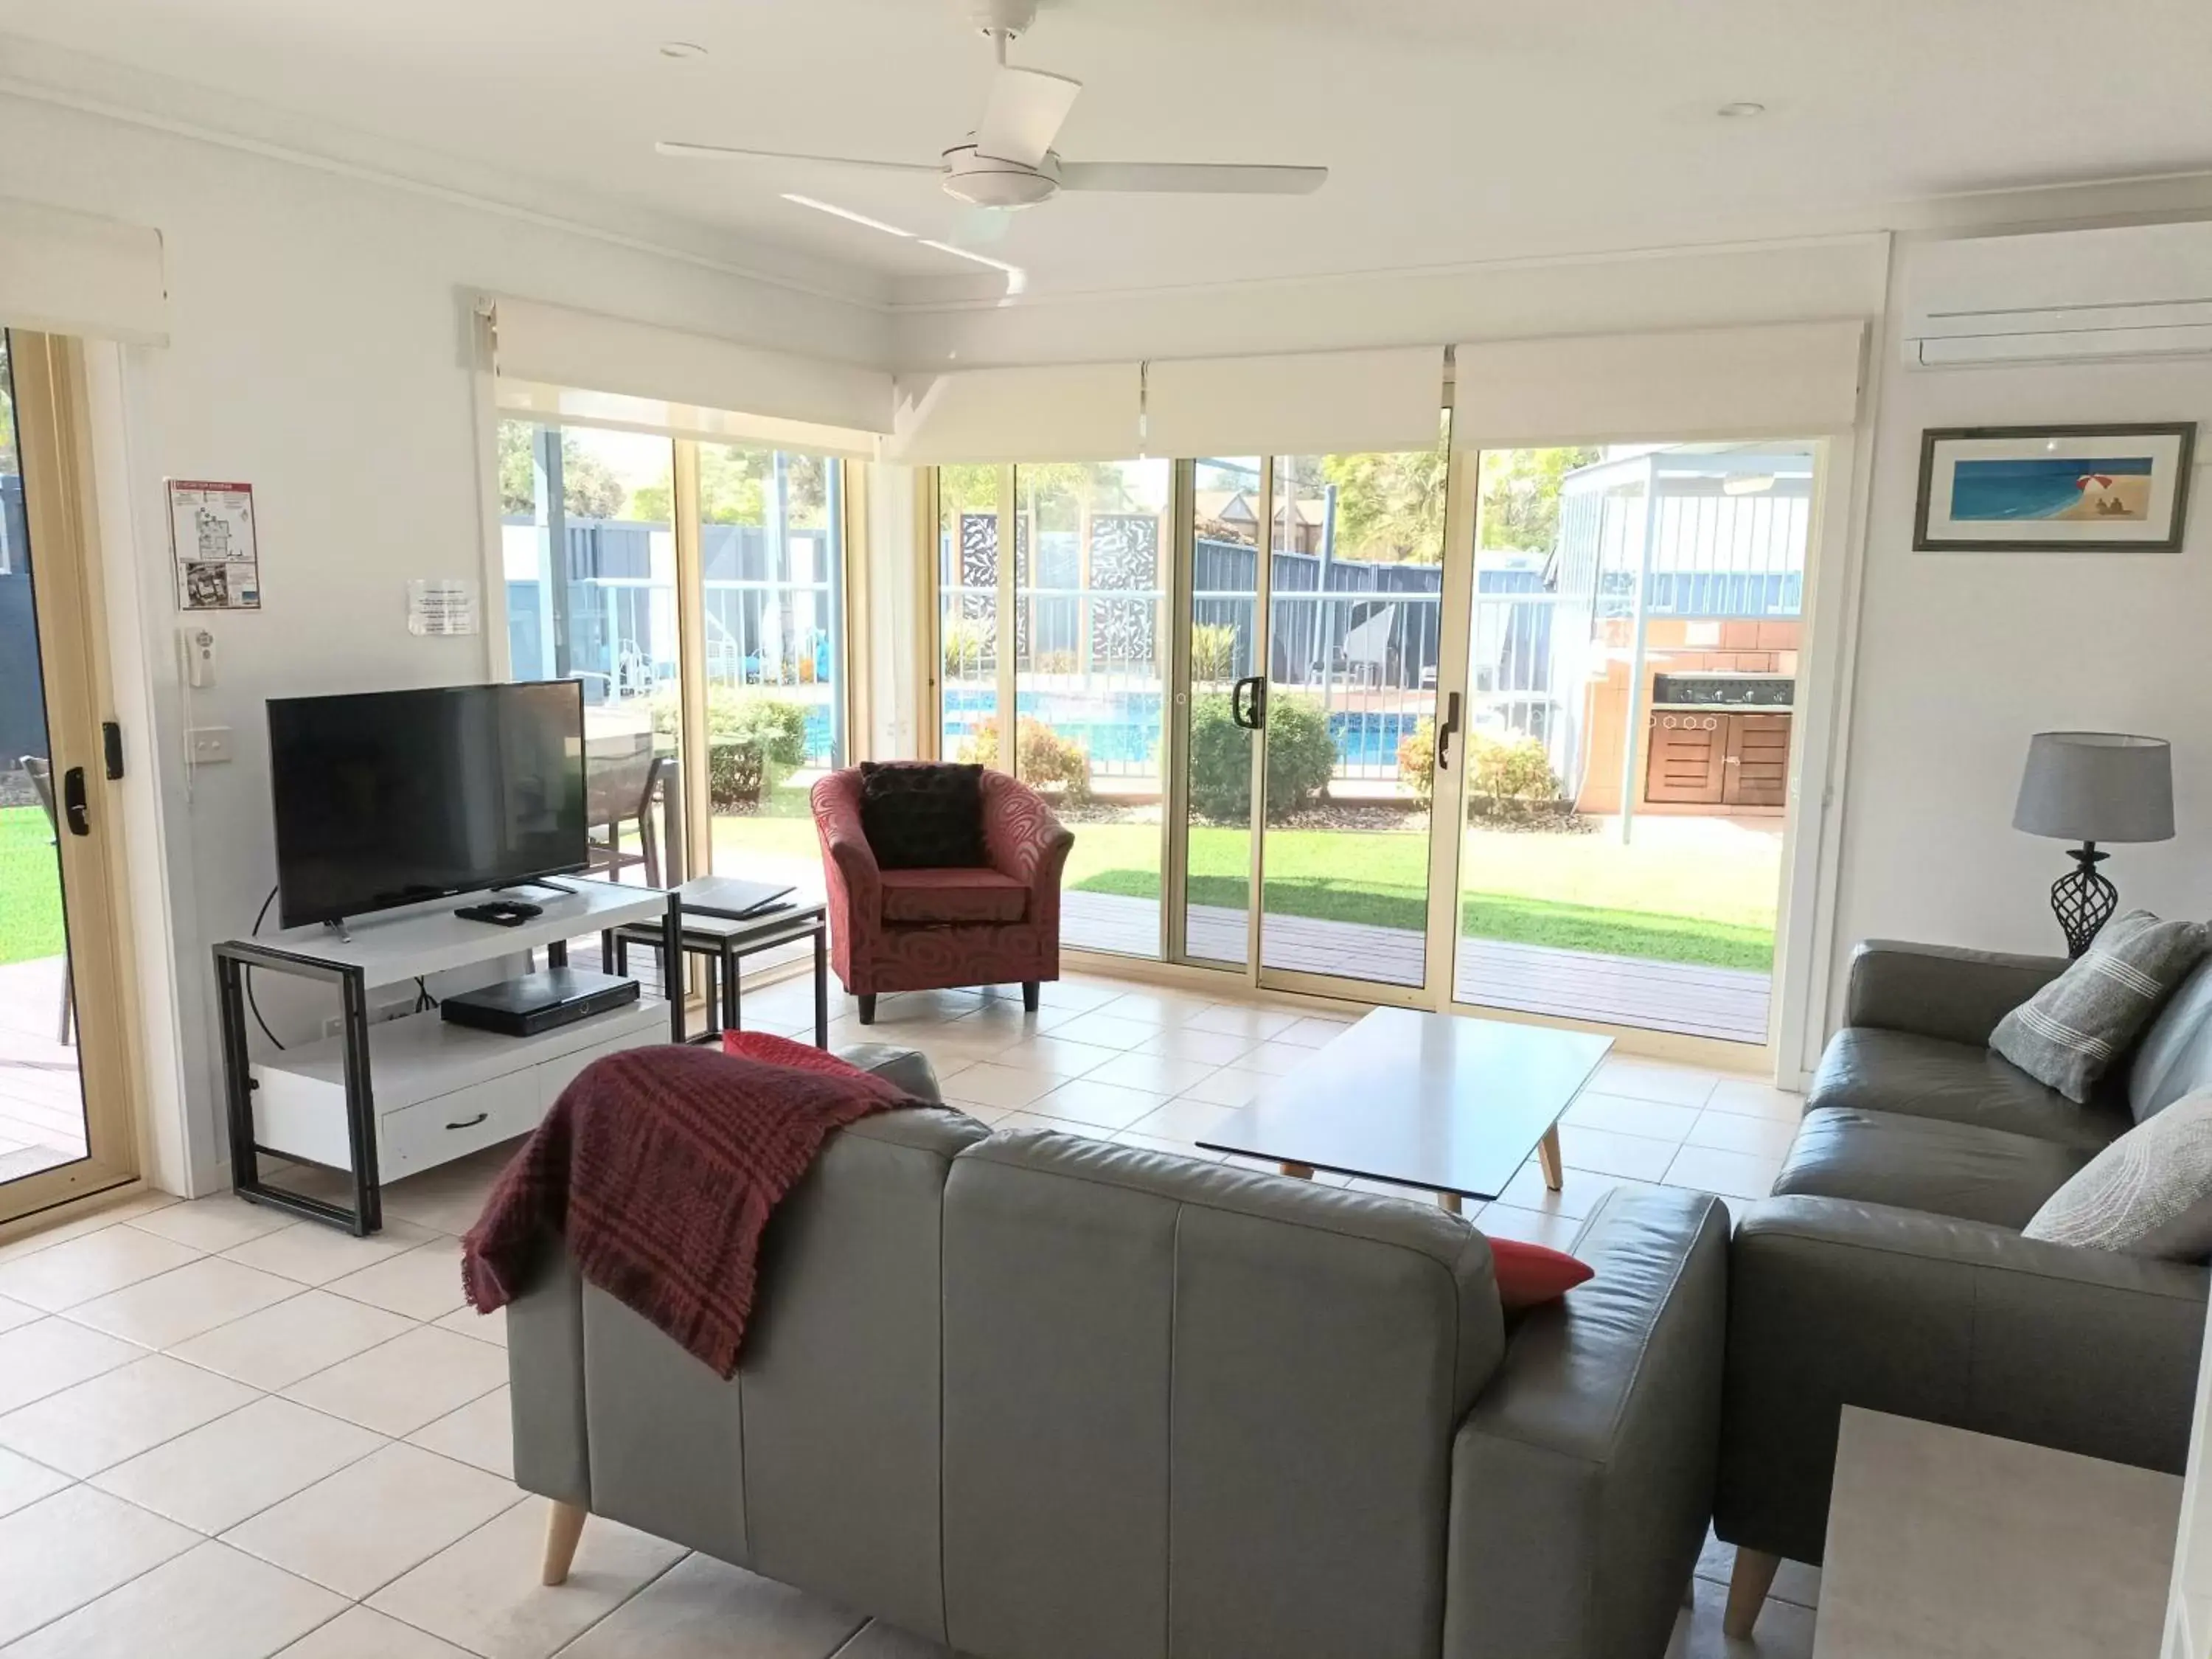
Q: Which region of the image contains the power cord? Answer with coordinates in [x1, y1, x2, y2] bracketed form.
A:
[247, 885, 285, 1051]
[414, 977, 439, 1012]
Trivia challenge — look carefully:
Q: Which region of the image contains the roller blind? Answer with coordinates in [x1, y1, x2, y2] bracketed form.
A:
[888, 363, 1142, 463]
[1452, 320, 1866, 448]
[0, 198, 167, 344]
[490, 296, 894, 438]
[1144, 347, 1444, 457]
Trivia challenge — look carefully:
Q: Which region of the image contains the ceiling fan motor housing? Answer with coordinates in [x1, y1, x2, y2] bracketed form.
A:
[964, 0, 1039, 38]
[940, 145, 1060, 206]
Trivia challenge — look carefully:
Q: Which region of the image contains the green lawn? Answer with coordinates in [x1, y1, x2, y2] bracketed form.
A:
[0, 806, 65, 967]
[712, 787, 1778, 973]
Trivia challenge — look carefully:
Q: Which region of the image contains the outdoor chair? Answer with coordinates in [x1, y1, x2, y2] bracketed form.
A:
[584, 739, 667, 888]
[19, 757, 72, 1045]
[812, 764, 1074, 1022]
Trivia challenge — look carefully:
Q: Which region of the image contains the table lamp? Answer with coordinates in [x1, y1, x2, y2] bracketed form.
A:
[2012, 731, 2175, 957]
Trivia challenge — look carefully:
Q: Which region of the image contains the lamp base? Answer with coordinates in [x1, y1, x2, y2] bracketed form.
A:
[2051, 842, 2118, 959]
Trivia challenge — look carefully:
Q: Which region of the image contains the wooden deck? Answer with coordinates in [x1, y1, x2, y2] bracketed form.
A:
[0, 955, 88, 1180]
[1062, 891, 1770, 1043]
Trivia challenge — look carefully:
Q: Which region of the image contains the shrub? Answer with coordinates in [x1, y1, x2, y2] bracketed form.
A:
[1032, 649, 1078, 675]
[1189, 623, 1239, 683]
[653, 689, 810, 809]
[1394, 721, 1560, 815]
[1189, 690, 1337, 823]
[1468, 733, 1561, 817]
[955, 716, 1092, 802]
[941, 615, 992, 675]
[1397, 717, 1436, 806]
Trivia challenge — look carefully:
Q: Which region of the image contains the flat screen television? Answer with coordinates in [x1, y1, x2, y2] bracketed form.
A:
[268, 681, 588, 928]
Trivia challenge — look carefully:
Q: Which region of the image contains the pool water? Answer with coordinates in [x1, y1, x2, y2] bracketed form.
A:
[942, 688, 1425, 772]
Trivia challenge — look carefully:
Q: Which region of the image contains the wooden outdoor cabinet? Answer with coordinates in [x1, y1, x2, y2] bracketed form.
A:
[1644, 710, 1791, 808]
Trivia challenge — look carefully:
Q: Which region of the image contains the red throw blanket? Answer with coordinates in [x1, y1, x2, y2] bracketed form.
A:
[461, 1034, 917, 1377]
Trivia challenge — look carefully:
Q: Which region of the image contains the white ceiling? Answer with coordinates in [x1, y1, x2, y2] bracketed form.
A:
[8, 0, 2212, 302]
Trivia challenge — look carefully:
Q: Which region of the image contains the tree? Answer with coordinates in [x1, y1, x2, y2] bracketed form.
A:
[497, 423, 629, 520]
[632, 448, 830, 527]
[1320, 449, 1448, 562]
[1476, 446, 1602, 554]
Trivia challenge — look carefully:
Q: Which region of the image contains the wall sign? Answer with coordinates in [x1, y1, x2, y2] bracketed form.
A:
[407, 577, 481, 637]
[167, 479, 261, 610]
[1914, 424, 2197, 552]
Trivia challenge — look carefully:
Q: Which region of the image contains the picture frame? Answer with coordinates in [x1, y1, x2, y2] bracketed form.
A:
[1913, 422, 2196, 552]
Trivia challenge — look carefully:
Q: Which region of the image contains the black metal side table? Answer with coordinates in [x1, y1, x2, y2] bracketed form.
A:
[608, 879, 831, 1047]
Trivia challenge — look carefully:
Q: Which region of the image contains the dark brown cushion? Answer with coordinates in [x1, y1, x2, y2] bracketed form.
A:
[880, 868, 1028, 925]
[858, 762, 987, 870]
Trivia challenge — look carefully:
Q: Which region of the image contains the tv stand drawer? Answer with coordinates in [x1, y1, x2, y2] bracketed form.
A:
[380, 1071, 539, 1180]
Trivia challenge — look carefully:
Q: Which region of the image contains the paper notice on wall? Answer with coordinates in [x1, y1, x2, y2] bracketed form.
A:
[168, 480, 260, 611]
[407, 577, 481, 636]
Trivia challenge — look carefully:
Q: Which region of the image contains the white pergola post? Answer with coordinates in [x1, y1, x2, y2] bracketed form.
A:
[1615, 455, 1660, 844]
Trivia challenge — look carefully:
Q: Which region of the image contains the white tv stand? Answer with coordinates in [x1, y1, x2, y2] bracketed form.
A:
[213, 878, 681, 1235]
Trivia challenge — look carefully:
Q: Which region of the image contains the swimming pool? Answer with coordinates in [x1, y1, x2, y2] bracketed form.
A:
[942, 687, 1428, 775]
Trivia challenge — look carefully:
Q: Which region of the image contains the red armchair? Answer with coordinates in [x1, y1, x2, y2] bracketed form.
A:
[811, 766, 1076, 1023]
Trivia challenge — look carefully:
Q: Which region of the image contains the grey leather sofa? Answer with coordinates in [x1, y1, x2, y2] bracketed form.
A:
[508, 1045, 1730, 1659]
[1714, 940, 2212, 1633]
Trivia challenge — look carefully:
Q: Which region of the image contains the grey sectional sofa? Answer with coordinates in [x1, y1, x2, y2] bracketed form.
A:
[507, 1046, 1729, 1659]
[1714, 940, 2212, 1635]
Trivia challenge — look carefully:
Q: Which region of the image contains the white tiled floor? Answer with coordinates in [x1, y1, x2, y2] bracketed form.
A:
[0, 968, 1809, 1657]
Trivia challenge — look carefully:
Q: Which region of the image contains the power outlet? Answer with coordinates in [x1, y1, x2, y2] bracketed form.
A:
[320, 1000, 422, 1039]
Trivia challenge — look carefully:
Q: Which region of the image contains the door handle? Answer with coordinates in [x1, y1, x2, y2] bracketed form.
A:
[62, 767, 90, 836]
[444, 1111, 490, 1130]
[1231, 675, 1265, 730]
[1436, 692, 1462, 771]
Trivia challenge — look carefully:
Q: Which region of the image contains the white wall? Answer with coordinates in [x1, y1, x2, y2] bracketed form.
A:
[1830, 233, 2212, 977]
[0, 92, 888, 1192]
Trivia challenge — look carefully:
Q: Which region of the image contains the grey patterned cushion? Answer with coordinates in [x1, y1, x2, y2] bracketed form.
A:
[2023, 1086, 2212, 1259]
[1990, 910, 2209, 1104]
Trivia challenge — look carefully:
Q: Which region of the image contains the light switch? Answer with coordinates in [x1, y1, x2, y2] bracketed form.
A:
[188, 726, 233, 764]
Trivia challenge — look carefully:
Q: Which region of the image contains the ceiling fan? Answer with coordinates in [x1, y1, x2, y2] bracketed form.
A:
[655, 0, 1328, 218]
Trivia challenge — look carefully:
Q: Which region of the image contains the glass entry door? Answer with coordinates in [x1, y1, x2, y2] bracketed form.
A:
[0, 333, 139, 1221]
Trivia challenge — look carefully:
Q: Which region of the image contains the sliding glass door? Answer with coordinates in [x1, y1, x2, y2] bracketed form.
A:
[1445, 442, 1815, 1046]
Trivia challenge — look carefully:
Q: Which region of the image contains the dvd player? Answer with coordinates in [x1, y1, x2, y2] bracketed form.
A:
[440, 967, 640, 1037]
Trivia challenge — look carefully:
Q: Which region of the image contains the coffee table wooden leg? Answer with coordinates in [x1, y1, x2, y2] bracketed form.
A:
[1279, 1161, 1314, 1180]
[1538, 1124, 1565, 1192]
[1437, 1191, 1462, 1215]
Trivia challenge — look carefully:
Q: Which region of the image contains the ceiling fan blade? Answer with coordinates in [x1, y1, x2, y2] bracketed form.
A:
[1056, 161, 1328, 195]
[655, 140, 941, 175]
[974, 66, 1082, 168]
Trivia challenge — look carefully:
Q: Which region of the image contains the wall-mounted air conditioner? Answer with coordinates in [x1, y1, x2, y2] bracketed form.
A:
[1902, 220, 2212, 368]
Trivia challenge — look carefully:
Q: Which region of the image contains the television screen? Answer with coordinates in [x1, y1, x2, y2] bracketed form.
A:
[268, 681, 588, 928]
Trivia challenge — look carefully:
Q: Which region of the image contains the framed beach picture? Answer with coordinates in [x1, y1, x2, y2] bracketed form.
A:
[1914, 423, 2197, 552]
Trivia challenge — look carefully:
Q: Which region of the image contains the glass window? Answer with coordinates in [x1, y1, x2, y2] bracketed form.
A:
[1014, 460, 1170, 956]
[698, 442, 848, 892]
[936, 465, 1001, 768]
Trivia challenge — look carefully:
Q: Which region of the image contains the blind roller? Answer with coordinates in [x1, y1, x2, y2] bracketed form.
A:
[490, 296, 894, 437]
[1144, 347, 1445, 457]
[1452, 320, 1866, 448]
[0, 198, 167, 344]
[888, 363, 1141, 463]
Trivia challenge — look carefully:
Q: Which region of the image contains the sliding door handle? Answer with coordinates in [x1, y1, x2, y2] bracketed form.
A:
[1231, 675, 1265, 730]
[62, 767, 90, 836]
[1436, 692, 1463, 771]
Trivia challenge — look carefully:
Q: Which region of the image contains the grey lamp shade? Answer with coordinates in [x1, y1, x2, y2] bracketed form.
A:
[2013, 732, 2176, 844]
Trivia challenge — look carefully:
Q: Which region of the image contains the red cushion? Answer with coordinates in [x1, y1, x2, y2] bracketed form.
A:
[721, 1030, 871, 1079]
[1486, 1238, 1594, 1309]
[879, 866, 1028, 925]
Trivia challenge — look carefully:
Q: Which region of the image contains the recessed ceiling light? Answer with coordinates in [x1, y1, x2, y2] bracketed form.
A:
[1717, 101, 1766, 119]
[782, 193, 915, 238]
[658, 41, 708, 60]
